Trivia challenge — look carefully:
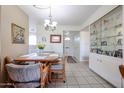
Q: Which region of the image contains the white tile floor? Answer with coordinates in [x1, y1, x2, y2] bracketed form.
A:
[47, 61, 114, 88]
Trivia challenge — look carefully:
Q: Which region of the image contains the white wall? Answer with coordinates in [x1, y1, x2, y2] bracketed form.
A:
[64, 33, 74, 56]
[29, 18, 37, 33]
[36, 25, 63, 56]
[28, 18, 37, 53]
[80, 27, 90, 61]
[0, 5, 29, 81]
[73, 32, 80, 60]
[36, 25, 81, 57]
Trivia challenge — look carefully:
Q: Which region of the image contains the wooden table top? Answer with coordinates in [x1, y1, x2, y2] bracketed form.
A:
[14, 53, 59, 63]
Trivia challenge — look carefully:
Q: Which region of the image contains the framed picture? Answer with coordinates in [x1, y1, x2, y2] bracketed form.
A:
[50, 35, 61, 43]
[11, 23, 25, 44]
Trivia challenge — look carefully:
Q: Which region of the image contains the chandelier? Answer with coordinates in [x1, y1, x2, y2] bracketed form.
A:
[44, 6, 57, 31]
[33, 5, 57, 31]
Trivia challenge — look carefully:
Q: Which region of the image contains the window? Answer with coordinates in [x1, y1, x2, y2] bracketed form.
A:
[29, 35, 36, 45]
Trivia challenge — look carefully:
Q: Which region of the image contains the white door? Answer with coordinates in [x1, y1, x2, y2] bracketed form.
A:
[63, 31, 80, 60]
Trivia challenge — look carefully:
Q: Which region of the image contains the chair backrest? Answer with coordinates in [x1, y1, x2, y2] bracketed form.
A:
[6, 63, 41, 83]
[58, 55, 67, 69]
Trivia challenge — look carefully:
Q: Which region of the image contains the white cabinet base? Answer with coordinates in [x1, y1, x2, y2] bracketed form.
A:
[89, 53, 123, 88]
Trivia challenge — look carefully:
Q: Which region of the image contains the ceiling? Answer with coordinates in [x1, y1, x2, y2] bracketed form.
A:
[19, 5, 101, 25]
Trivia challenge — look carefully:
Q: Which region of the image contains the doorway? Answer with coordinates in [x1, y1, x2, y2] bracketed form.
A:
[63, 31, 80, 62]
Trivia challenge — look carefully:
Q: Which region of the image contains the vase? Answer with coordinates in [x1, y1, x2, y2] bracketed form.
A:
[39, 49, 43, 55]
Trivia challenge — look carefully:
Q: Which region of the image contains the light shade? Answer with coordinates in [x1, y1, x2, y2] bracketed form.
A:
[52, 21, 57, 26]
[64, 37, 70, 41]
[44, 19, 57, 31]
[44, 19, 50, 24]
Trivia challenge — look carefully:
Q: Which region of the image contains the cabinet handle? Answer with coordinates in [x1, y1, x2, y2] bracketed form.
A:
[97, 59, 100, 61]
[100, 60, 102, 62]
[97, 59, 102, 62]
[97, 59, 99, 61]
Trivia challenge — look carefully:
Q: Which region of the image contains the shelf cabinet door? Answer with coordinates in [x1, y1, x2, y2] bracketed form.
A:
[89, 53, 103, 74]
[100, 55, 122, 87]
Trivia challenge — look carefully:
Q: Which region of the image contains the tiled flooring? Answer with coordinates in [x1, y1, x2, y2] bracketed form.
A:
[47, 61, 114, 88]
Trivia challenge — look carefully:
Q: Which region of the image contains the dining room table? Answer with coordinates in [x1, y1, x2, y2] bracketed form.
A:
[14, 53, 59, 64]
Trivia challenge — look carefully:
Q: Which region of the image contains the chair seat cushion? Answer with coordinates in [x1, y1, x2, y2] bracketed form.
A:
[14, 82, 40, 88]
[50, 64, 63, 70]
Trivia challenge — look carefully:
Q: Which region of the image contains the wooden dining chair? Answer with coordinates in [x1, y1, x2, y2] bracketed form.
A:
[49, 56, 67, 82]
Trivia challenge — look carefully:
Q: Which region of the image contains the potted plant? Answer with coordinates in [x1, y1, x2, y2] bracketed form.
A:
[37, 43, 45, 54]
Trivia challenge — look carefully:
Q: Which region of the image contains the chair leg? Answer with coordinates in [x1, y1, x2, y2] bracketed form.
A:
[63, 71, 66, 83]
[46, 75, 49, 84]
[41, 83, 44, 88]
[49, 71, 51, 83]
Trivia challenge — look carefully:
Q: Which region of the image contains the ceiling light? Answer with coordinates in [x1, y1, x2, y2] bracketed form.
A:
[33, 5, 57, 31]
[44, 6, 57, 31]
[64, 37, 70, 41]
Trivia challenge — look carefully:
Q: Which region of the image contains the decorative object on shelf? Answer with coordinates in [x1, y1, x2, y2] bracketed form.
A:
[33, 5, 57, 31]
[118, 31, 122, 36]
[115, 23, 122, 28]
[101, 41, 107, 46]
[117, 38, 122, 45]
[91, 42, 97, 46]
[90, 48, 97, 53]
[50, 35, 61, 43]
[97, 49, 103, 54]
[114, 49, 123, 58]
[37, 43, 45, 54]
[11, 23, 25, 44]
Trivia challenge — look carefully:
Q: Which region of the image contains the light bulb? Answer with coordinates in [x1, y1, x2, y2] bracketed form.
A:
[65, 37, 70, 41]
[44, 19, 50, 24]
[52, 21, 57, 26]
